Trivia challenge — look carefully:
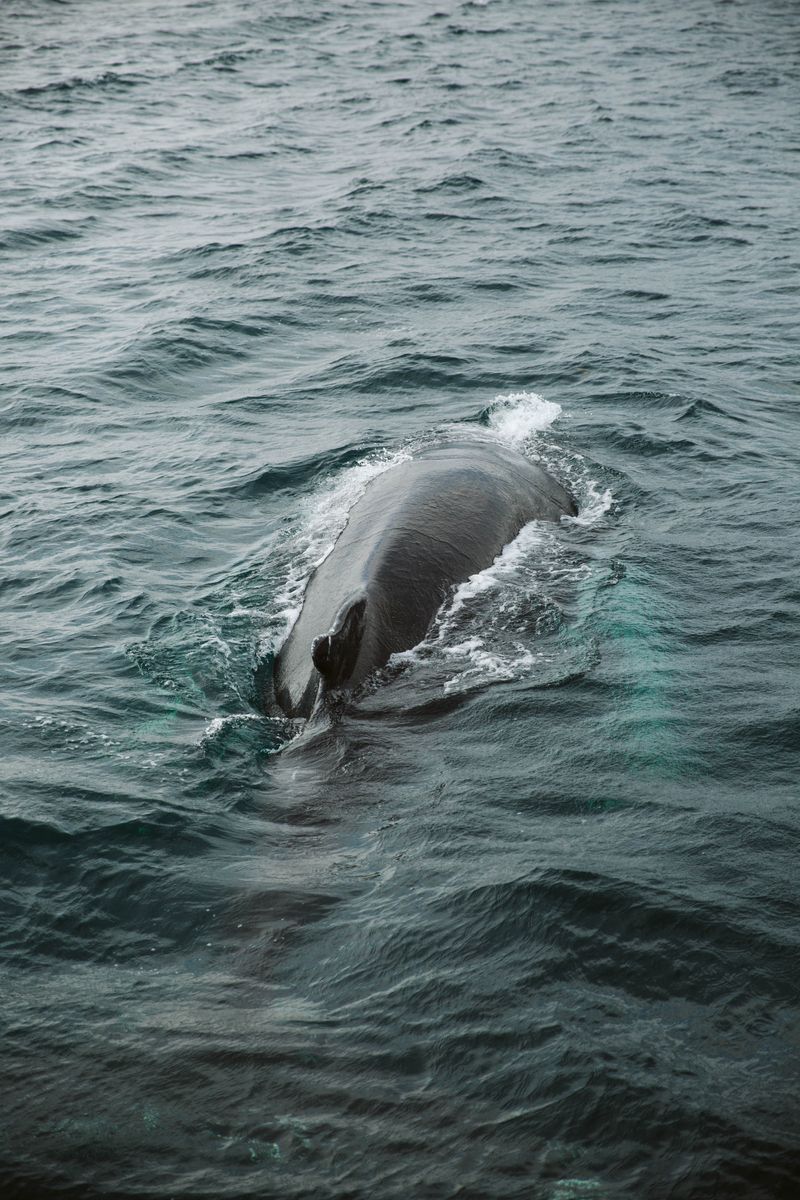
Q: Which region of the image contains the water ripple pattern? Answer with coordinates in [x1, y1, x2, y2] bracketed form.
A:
[1, 1, 799, 1197]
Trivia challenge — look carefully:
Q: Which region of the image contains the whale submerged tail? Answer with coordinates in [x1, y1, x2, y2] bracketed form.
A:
[312, 595, 367, 688]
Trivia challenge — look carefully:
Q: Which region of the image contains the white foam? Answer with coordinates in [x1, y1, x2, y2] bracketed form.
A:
[200, 634, 231, 658]
[486, 390, 562, 448]
[386, 520, 558, 692]
[568, 477, 613, 527]
[444, 520, 547, 620]
[202, 712, 262, 742]
[442, 640, 540, 694]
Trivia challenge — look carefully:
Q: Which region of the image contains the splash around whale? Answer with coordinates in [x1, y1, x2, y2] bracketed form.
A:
[270, 438, 577, 719]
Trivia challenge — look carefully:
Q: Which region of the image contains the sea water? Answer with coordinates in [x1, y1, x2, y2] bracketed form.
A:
[2, 1, 799, 1196]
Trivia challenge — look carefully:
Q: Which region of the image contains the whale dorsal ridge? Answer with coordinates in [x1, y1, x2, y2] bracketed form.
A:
[311, 595, 367, 687]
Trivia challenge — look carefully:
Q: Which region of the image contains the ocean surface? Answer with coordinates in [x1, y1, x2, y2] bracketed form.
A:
[2, 0, 799, 1197]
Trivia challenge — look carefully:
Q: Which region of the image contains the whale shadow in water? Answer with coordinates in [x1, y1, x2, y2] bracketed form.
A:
[265, 437, 577, 725]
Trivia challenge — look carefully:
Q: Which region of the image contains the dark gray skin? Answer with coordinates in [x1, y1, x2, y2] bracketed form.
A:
[272, 438, 577, 718]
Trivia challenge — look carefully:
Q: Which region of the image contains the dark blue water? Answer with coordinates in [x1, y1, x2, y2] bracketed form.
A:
[2, 0, 800, 1196]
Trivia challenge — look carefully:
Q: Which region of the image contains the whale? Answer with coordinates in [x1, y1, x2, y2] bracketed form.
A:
[271, 438, 577, 719]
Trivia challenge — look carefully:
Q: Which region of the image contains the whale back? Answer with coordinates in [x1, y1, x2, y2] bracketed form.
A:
[271, 440, 576, 717]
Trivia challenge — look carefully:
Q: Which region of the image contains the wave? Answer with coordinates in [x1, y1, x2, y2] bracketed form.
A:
[0, 219, 97, 251]
[10, 70, 143, 100]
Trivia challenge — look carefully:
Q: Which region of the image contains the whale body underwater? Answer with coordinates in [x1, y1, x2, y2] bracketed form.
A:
[271, 438, 577, 719]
